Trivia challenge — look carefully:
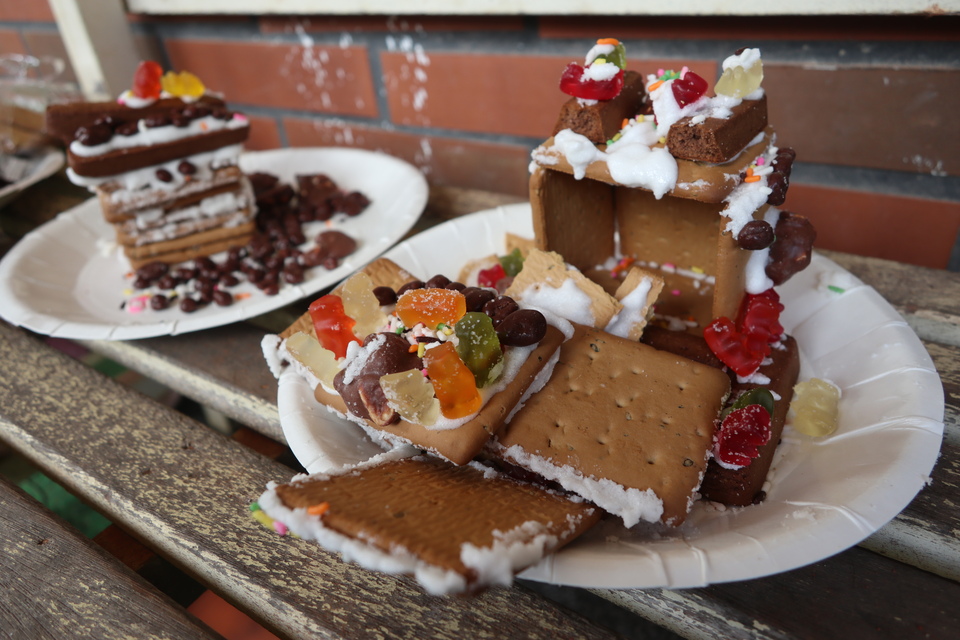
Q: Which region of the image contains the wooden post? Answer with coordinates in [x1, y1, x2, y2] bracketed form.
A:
[47, 0, 140, 100]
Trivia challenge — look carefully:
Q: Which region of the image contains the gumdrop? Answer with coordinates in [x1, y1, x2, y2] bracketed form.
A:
[454, 312, 504, 387]
[340, 272, 388, 340]
[559, 63, 625, 101]
[478, 263, 507, 289]
[396, 288, 466, 330]
[284, 331, 340, 388]
[790, 378, 841, 437]
[379, 369, 441, 426]
[423, 342, 483, 419]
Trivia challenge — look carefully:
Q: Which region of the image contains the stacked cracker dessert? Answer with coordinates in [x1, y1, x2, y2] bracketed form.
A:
[46, 61, 254, 268]
[257, 42, 817, 594]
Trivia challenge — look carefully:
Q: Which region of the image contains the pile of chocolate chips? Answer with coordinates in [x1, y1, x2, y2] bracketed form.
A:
[131, 171, 369, 313]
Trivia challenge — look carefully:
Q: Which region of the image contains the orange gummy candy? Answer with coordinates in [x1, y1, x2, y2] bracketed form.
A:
[423, 342, 482, 419]
[395, 288, 466, 329]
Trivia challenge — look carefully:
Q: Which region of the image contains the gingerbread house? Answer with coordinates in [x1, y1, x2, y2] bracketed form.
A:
[528, 46, 812, 334]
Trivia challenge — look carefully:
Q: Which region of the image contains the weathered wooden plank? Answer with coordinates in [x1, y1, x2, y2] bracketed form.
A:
[592, 544, 960, 640]
[0, 475, 223, 640]
[0, 322, 623, 640]
[823, 249, 960, 347]
[80, 323, 284, 442]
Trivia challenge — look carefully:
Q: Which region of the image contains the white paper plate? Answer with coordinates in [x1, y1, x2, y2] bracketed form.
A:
[0, 148, 427, 340]
[277, 203, 945, 589]
[0, 146, 64, 209]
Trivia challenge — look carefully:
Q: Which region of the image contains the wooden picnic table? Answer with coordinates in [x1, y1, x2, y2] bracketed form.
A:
[1, 170, 958, 639]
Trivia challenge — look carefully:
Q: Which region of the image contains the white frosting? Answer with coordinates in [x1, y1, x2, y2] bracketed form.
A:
[584, 42, 615, 65]
[721, 141, 777, 238]
[496, 443, 664, 528]
[125, 190, 252, 244]
[605, 276, 653, 338]
[723, 47, 762, 72]
[581, 60, 620, 82]
[646, 74, 710, 132]
[459, 520, 564, 588]
[515, 277, 596, 326]
[546, 120, 678, 199]
[548, 129, 604, 179]
[67, 144, 244, 193]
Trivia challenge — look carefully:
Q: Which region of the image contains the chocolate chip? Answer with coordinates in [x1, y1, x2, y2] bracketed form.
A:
[76, 123, 113, 146]
[425, 274, 451, 289]
[155, 168, 173, 183]
[396, 280, 425, 296]
[461, 287, 496, 313]
[482, 295, 519, 327]
[334, 333, 422, 424]
[115, 122, 139, 136]
[135, 260, 169, 282]
[373, 286, 397, 306]
[143, 115, 170, 128]
[766, 170, 789, 206]
[149, 294, 169, 311]
[213, 289, 233, 306]
[496, 309, 547, 347]
[314, 230, 357, 260]
[178, 161, 197, 175]
[737, 219, 775, 250]
[282, 262, 305, 284]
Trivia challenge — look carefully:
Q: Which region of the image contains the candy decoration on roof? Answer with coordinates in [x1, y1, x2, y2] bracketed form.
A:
[161, 70, 206, 99]
[670, 70, 709, 107]
[559, 38, 627, 101]
[131, 60, 163, 99]
[714, 48, 764, 99]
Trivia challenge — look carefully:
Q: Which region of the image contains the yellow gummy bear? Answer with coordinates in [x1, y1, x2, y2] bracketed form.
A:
[161, 70, 205, 98]
[790, 378, 841, 437]
[714, 58, 763, 99]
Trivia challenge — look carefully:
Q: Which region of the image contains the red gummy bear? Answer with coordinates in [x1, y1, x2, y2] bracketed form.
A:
[478, 263, 507, 289]
[714, 404, 772, 467]
[738, 289, 784, 344]
[704, 316, 766, 377]
[671, 71, 708, 107]
[559, 63, 624, 101]
[308, 294, 360, 359]
[705, 288, 784, 377]
[132, 61, 163, 99]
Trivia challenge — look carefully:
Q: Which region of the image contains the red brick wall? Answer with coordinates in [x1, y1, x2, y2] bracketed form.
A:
[4, 7, 959, 269]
